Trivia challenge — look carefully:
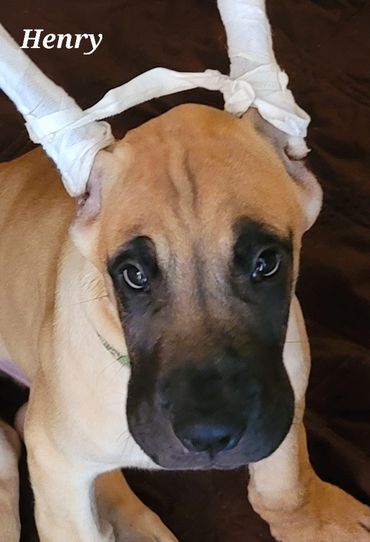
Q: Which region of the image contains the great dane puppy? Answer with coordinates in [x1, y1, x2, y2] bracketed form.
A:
[0, 104, 369, 541]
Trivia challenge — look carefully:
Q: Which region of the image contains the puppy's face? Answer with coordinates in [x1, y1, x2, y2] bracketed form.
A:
[74, 104, 321, 469]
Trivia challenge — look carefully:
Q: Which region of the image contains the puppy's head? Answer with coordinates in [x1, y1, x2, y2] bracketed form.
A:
[72, 104, 322, 469]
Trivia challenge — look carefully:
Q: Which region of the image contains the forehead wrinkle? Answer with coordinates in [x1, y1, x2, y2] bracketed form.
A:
[165, 144, 201, 230]
[183, 149, 198, 213]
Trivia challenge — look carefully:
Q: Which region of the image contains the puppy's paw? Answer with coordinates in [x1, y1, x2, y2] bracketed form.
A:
[110, 507, 178, 542]
[270, 480, 370, 542]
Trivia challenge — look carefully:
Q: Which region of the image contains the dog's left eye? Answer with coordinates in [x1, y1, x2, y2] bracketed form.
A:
[122, 264, 148, 290]
[251, 249, 281, 282]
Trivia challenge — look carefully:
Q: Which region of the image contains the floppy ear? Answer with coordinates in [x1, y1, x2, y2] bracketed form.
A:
[248, 110, 323, 231]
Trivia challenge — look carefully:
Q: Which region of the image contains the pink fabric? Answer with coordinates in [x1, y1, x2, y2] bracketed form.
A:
[0, 358, 30, 387]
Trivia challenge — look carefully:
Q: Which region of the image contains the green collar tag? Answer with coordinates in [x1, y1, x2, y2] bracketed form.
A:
[97, 332, 130, 367]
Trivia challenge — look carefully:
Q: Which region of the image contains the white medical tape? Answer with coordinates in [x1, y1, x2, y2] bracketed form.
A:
[0, 0, 310, 196]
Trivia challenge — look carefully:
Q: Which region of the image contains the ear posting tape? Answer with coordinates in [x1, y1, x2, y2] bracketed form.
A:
[0, 0, 310, 197]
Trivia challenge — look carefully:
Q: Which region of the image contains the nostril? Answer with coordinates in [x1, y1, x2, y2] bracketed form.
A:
[184, 434, 233, 453]
[175, 422, 244, 456]
[183, 437, 205, 452]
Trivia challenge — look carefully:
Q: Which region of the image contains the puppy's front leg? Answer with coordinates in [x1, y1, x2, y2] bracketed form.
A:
[24, 400, 114, 542]
[26, 435, 114, 542]
[0, 421, 20, 542]
[248, 298, 370, 541]
[96, 469, 178, 542]
[249, 422, 370, 541]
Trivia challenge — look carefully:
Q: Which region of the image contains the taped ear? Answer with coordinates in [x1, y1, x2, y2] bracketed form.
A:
[70, 147, 116, 261]
[76, 163, 103, 223]
[249, 110, 323, 231]
[75, 146, 119, 226]
[70, 141, 131, 262]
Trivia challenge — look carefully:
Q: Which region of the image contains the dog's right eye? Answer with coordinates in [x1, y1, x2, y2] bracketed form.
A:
[108, 236, 157, 295]
[122, 264, 148, 290]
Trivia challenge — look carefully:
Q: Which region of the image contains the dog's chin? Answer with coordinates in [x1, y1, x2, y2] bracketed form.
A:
[127, 398, 294, 471]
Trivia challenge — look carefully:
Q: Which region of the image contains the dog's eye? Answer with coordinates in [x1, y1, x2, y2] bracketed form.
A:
[251, 250, 281, 282]
[122, 264, 148, 290]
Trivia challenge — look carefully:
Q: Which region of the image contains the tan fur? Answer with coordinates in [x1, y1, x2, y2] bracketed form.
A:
[0, 421, 20, 541]
[0, 104, 368, 541]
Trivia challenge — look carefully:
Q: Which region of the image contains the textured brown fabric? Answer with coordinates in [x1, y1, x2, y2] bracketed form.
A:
[0, 1, 369, 541]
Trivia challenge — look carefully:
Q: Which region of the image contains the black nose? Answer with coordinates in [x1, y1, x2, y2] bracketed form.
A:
[174, 420, 244, 456]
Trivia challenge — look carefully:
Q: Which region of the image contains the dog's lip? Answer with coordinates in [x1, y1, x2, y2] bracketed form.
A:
[133, 418, 248, 466]
[131, 428, 261, 470]
[145, 448, 250, 470]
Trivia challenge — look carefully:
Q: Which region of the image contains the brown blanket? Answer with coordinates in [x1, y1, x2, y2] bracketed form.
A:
[1, 1, 369, 540]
